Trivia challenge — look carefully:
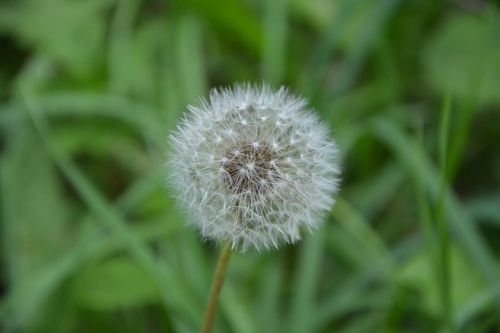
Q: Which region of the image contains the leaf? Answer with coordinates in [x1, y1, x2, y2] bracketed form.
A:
[424, 12, 500, 105]
[371, 118, 500, 319]
[0, 0, 110, 76]
[288, 232, 325, 333]
[0, 121, 73, 329]
[176, 0, 262, 56]
[0, 124, 68, 283]
[73, 256, 160, 311]
[398, 244, 486, 320]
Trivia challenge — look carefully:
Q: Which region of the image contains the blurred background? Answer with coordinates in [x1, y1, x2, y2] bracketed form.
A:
[1, 0, 500, 332]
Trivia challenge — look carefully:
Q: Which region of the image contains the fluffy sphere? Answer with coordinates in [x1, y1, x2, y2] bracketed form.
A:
[168, 84, 340, 250]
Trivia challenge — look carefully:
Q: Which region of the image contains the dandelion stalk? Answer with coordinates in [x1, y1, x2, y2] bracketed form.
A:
[201, 241, 232, 333]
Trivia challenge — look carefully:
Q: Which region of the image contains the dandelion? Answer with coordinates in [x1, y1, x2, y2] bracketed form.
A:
[167, 83, 340, 333]
[168, 83, 340, 251]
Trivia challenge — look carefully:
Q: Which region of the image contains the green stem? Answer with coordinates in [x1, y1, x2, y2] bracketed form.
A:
[437, 93, 453, 332]
[200, 241, 232, 333]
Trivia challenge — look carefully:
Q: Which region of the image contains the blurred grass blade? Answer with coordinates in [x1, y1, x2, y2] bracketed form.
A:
[301, 0, 363, 96]
[334, 198, 393, 267]
[436, 92, 453, 332]
[466, 192, 500, 227]
[255, 256, 284, 333]
[3, 93, 165, 149]
[22, 88, 203, 327]
[371, 118, 500, 323]
[262, 0, 288, 84]
[108, 0, 141, 94]
[288, 231, 324, 333]
[220, 284, 258, 333]
[172, 15, 208, 105]
[328, 0, 403, 96]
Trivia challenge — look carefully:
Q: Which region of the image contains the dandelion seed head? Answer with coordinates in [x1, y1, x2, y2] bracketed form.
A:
[167, 83, 340, 251]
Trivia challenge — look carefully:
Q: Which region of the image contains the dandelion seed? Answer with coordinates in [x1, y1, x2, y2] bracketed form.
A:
[167, 83, 340, 251]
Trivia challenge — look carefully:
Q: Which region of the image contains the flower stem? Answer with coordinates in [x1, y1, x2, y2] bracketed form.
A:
[201, 241, 232, 333]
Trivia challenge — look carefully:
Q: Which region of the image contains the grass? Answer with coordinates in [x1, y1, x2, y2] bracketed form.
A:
[436, 93, 452, 332]
[1, 0, 500, 332]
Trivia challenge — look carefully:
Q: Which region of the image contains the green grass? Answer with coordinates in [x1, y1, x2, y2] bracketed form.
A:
[1, 0, 500, 332]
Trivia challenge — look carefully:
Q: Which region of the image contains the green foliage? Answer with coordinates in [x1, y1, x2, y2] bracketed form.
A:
[398, 245, 486, 319]
[73, 256, 160, 311]
[0, 0, 109, 76]
[424, 10, 500, 105]
[1, 0, 499, 332]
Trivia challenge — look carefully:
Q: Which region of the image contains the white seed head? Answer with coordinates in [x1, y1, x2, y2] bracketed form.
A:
[167, 84, 340, 251]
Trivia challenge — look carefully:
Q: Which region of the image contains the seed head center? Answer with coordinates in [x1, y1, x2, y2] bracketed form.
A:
[222, 141, 279, 194]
